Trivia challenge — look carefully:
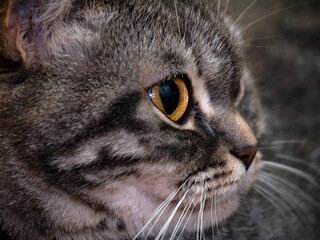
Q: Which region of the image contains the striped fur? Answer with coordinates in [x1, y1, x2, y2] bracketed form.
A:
[1, 1, 317, 240]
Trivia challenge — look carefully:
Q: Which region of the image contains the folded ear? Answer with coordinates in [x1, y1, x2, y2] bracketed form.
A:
[0, 0, 26, 76]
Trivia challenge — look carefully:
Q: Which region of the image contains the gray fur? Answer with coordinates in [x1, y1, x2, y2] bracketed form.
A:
[0, 0, 318, 239]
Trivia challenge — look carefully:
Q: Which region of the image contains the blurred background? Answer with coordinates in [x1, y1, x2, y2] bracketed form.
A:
[227, 0, 320, 238]
[230, 0, 320, 150]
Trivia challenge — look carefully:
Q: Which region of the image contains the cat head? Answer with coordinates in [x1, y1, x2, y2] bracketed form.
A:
[0, 0, 265, 238]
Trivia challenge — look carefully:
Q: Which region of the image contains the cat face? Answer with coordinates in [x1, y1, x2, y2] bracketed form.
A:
[0, 0, 265, 239]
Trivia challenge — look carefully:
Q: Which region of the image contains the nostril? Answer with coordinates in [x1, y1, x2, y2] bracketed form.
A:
[231, 145, 258, 170]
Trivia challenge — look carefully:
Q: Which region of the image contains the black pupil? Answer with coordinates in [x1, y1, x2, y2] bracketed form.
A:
[159, 80, 180, 115]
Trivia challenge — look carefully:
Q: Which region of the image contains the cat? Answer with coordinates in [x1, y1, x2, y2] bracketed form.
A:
[0, 0, 318, 239]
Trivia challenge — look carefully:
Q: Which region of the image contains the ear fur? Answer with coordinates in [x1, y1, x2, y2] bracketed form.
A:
[0, 0, 26, 76]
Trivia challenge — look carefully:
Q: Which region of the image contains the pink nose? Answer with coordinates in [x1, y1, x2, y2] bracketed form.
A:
[231, 145, 258, 170]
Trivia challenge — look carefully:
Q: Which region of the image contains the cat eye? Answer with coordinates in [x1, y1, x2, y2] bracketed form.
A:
[148, 77, 189, 122]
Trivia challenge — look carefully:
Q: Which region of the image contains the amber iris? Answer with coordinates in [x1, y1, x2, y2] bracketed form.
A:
[148, 77, 189, 122]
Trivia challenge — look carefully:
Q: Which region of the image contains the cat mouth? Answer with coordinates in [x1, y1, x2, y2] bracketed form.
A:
[179, 166, 245, 204]
[178, 152, 262, 202]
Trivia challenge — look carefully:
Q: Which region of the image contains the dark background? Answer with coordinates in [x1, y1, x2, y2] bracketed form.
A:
[229, 0, 320, 156]
[227, 0, 320, 170]
[229, 0, 320, 237]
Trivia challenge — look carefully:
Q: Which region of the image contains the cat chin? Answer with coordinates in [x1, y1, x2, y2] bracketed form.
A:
[187, 196, 240, 231]
[138, 196, 239, 238]
[169, 154, 262, 231]
[140, 160, 261, 237]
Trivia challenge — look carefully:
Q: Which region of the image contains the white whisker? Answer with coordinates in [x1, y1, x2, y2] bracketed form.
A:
[258, 173, 305, 209]
[256, 175, 315, 238]
[214, 191, 220, 238]
[242, 2, 313, 33]
[259, 146, 280, 150]
[254, 184, 295, 226]
[259, 139, 307, 150]
[246, 34, 283, 42]
[200, 193, 206, 240]
[245, 45, 277, 50]
[197, 189, 204, 240]
[143, 189, 181, 239]
[177, 202, 196, 240]
[271, 139, 307, 145]
[144, 199, 173, 240]
[170, 197, 195, 240]
[210, 197, 215, 240]
[259, 172, 320, 209]
[183, 12, 187, 40]
[262, 160, 319, 187]
[155, 190, 189, 240]
[224, 0, 230, 15]
[174, 0, 181, 37]
[235, 0, 259, 23]
[133, 183, 185, 240]
[276, 154, 320, 170]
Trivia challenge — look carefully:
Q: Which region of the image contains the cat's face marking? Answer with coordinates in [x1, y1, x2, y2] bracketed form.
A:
[188, 65, 216, 119]
[0, 0, 266, 239]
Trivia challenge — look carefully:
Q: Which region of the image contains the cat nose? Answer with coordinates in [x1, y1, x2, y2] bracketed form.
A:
[231, 144, 258, 170]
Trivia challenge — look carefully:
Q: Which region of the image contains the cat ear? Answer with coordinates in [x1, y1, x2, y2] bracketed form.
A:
[0, 0, 27, 80]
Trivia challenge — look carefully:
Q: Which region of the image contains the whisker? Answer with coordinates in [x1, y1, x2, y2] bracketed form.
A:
[262, 160, 319, 187]
[258, 174, 306, 209]
[276, 154, 308, 165]
[143, 201, 172, 239]
[244, 45, 279, 51]
[155, 190, 189, 240]
[200, 193, 206, 240]
[183, 11, 187, 40]
[173, 0, 181, 37]
[224, 0, 230, 16]
[235, 0, 259, 23]
[256, 175, 315, 238]
[143, 189, 181, 239]
[245, 34, 283, 42]
[244, 45, 305, 58]
[170, 197, 195, 240]
[210, 197, 215, 240]
[254, 184, 296, 227]
[259, 172, 320, 209]
[259, 139, 307, 150]
[177, 201, 196, 240]
[275, 154, 320, 170]
[217, 0, 221, 13]
[244, 45, 315, 59]
[214, 191, 220, 238]
[242, 1, 313, 33]
[270, 139, 307, 145]
[197, 189, 204, 240]
[133, 183, 184, 240]
[259, 146, 281, 150]
[257, 175, 315, 235]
